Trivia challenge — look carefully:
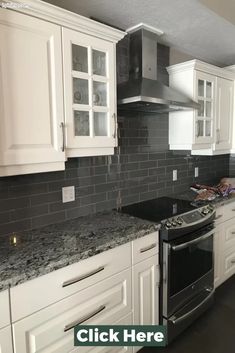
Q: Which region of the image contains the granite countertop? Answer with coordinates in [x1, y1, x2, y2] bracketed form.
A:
[0, 211, 158, 292]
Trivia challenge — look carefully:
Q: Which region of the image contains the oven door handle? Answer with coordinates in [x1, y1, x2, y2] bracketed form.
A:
[171, 229, 214, 251]
[169, 288, 214, 325]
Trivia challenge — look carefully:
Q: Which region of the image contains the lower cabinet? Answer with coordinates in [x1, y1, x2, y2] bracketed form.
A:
[0, 326, 13, 353]
[132, 255, 159, 353]
[133, 256, 159, 326]
[214, 224, 223, 288]
[12, 270, 131, 353]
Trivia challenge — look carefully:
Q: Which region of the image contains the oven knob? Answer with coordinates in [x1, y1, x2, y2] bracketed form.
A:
[176, 217, 183, 225]
[171, 220, 177, 227]
[202, 208, 209, 215]
[166, 221, 172, 228]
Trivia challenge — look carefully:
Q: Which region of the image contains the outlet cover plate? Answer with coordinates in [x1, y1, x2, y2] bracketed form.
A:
[62, 186, 75, 203]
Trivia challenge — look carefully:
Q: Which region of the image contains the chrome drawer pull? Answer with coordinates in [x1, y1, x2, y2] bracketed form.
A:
[60, 122, 65, 152]
[62, 266, 105, 288]
[215, 215, 222, 220]
[231, 260, 235, 264]
[232, 209, 235, 212]
[140, 243, 157, 253]
[64, 305, 106, 332]
[231, 232, 235, 235]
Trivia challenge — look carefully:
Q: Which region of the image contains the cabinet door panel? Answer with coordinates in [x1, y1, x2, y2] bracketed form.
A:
[13, 270, 131, 353]
[0, 326, 13, 353]
[62, 28, 116, 156]
[194, 71, 215, 145]
[214, 77, 233, 151]
[214, 225, 223, 288]
[0, 9, 65, 172]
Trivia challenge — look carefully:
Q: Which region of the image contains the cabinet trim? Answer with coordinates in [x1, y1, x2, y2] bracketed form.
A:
[2, 0, 126, 43]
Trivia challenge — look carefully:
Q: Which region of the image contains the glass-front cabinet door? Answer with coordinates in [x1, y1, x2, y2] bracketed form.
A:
[194, 72, 215, 144]
[62, 28, 116, 157]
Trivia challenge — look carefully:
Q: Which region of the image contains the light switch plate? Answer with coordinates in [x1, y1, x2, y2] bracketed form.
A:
[173, 170, 177, 181]
[195, 167, 199, 178]
[62, 186, 75, 203]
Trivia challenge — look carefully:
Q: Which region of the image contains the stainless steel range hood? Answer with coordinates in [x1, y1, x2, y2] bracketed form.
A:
[117, 25, 199, 113]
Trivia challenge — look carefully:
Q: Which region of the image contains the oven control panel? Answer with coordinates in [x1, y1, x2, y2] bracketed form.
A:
[161, 204, 215, 230]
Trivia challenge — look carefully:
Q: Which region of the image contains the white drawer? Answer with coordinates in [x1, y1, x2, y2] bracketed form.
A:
[13, 269, 132, 353]
[223, 248, 235, 280]
[0, 290, 10, 329]
[132, 232, 159, 265]
[223, 201, 235, 222]
[0, 325, 13, 353]
[214, 205, 224, 225]
[224, 218, 235, 249]
[11, 242, 131, 322]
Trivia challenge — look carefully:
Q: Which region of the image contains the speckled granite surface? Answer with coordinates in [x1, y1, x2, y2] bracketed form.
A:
[0, 211, 158, 292]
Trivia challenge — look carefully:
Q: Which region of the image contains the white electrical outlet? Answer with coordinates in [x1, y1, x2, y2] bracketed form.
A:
[173, 170, 177, 181]
[195, 167, 199, 178]
[62, 186, 75, 203]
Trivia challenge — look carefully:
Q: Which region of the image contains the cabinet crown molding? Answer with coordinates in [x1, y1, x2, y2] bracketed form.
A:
[1, 0, 126, 43]
[167, 59, 235, 81]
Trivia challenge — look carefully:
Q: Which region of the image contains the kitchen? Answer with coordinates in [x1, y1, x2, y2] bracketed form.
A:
[0, 0, 235, 352]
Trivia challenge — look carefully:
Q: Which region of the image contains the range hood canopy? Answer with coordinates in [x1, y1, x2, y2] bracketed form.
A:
[117, 24, 200, 113]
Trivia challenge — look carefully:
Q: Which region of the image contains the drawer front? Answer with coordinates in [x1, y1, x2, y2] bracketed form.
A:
[132, 232, 159, 265]
[215, 205, 224, 225]
[223, 249, 235, 280]
[85, 314, 133, 353]
[13, 269, 132, 353]
[11, 242, 131, 322]
[224, 218, 235, 249]
[223, 201, 235, 222]
[0, 290, 10, 329]
[0, 326, 13, 353]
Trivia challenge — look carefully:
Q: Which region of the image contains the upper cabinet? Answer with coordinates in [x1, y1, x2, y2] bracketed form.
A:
[0, 8, 65, 176]
[62, 29, 116, 157]
[167, 60, 235, 155]
[0, 1, 125, 176]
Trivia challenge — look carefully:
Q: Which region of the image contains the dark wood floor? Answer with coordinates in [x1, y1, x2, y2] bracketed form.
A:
[141, 275, 235, 353]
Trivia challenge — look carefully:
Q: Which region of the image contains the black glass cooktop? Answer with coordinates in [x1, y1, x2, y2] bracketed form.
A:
[120, 197, 196, 223]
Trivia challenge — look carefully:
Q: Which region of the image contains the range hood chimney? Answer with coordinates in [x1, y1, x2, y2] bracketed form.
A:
[117, 24, 200, 113]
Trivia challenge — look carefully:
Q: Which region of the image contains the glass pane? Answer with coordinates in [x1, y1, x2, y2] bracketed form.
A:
[198, 100, 204, 117]
[198, 80, 204, 97]
[73, 78, 89, 105]
[205, 121, 212, 137]
[206, 81, 212, 98]
[74, 111, 89, 136]
[197, 120, 204, 137]
[94, 112, 107, 136]
[72, 44, 88, 73]
[206, 101, 212, 117]
[93, 81, 107, 106]
[93, 50, 106, 76]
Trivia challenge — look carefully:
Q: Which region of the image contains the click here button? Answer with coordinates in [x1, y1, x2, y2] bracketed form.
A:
[74, 325, 167, 347]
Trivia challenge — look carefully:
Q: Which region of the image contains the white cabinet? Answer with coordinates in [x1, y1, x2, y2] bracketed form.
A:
[62, 29, 117, 157]
[167, 60, 235, 155]
[214, 202, 235, 287]
[132, 233, 159, 353]
[214, 78, 233, 151]
[0, 326, 13, 353]
[12, 270, 131, 353]
[0, 2, 125, 176]
[133, 256, 159, 326]
[0, 290, 12, 353]
[0, 8, 65, 176]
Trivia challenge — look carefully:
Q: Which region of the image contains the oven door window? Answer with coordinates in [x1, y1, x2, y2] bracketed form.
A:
[169, 233, 213, 297]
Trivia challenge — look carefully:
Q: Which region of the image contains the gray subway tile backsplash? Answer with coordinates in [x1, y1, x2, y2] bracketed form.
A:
[0, 36, 232, 237]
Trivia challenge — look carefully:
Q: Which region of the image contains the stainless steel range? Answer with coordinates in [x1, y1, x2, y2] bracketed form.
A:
[121, 197, 215, 344]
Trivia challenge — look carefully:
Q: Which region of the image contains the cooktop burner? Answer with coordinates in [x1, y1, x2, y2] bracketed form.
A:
[120, 197, 196, 223]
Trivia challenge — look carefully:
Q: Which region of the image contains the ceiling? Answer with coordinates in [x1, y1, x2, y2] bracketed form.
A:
[43, 0, 235, 66]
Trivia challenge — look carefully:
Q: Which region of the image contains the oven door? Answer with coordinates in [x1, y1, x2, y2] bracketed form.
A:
[163, 224, 214, 317]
